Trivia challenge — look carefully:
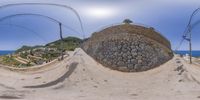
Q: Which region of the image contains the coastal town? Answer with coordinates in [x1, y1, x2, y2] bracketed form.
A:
[0, 47, 60, 67]
[0, 37, 82, 67]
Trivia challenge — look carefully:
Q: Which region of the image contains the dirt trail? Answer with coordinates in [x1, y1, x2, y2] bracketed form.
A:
[0, 48, 200, 100]
[15, 57, 29, 64]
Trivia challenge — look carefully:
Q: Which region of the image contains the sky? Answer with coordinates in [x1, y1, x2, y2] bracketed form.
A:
[0, 0, 200, 50]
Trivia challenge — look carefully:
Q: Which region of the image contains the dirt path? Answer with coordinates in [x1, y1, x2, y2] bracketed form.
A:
[15, 57, 29, 64]
[0, 48, 200, 100]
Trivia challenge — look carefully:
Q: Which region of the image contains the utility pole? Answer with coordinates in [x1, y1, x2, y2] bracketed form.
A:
[182, 8, 200, 64]
[183, 28, 192, 64]
[189, 27, 192, 64]
[59, 22, 64, 60]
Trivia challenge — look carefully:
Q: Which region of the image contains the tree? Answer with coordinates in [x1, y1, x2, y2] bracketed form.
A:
[123, 19, 133, 24]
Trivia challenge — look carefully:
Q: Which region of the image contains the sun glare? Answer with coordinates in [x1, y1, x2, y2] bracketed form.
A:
[85, 7, 117, 18]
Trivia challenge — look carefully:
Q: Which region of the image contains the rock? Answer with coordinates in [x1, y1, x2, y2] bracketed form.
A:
[138, 60, 143, 64]
[117, 61, 124, 66]
[127, 64, 134, 69]
[132, 52, 137, 56]
[128, 56, 132, 59]
[82, 24, 173, 72]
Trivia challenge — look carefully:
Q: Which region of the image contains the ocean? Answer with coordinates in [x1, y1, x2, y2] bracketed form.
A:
[174, 51, 200, 57]
[0, 50, 15, 56]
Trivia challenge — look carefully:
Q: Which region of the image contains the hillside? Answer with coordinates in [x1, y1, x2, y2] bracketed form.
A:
[15, 45, 43, 53]
[16, 37, 82, 53]
[46, 37, 82, 51]
[0, 37, 82, 67]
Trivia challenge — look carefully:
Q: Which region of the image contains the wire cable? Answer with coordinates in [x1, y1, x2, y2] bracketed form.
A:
[0, 23, 48, 42]
[0, 13, 81, 35]
[175, 8, 200, 51]
[0, 3, 85, 39]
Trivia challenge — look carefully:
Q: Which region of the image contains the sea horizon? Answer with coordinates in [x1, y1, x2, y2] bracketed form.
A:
[0, 50, 15, 56]
[174, 50, 200, 57]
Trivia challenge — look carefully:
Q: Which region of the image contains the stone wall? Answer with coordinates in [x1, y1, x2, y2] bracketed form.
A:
[82, 24, 173, 72]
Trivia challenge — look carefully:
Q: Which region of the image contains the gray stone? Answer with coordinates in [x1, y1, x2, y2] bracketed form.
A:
[82, 24, 173, 72]
[138, 60, 143, 64]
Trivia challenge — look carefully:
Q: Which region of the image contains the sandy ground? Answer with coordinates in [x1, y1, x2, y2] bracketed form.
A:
[0, 48, 200, 100]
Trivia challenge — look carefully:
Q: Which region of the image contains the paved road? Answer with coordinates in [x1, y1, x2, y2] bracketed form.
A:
[0, 49, 200, 100]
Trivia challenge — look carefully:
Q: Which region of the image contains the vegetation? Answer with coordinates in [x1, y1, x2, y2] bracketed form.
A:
[20, 52, 28, 59]
[42, 51, 60, 60]
[16, 37, 82, 53]
[15, 46, 32, 53]
[1, 56, 31, 67]
[123, 19, 133, 24]
[0, 36, 83, 67]
[46, 36, 82, 51]
[16, 45, 43, 53]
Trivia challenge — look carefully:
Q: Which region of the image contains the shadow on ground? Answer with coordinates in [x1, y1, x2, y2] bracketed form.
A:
[0, 95, 22, 99]
[23, 62, 78, 88]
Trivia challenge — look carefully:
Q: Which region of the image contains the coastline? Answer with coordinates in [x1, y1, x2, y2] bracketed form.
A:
[0, 50, 15, 56]
[174, 50, 200, 58]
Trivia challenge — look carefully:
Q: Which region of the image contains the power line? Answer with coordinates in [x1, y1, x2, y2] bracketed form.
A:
[175, 38, 184, 51]
[0, 13, 82, 35]
[175, 8, 200, 64]
[0, 23, 48, 42]
[0, 13, 80, 61]
[0, 3, 85, 39]
[175, 8, 200, 50]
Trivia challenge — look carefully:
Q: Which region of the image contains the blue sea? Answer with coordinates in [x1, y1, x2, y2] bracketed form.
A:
[0, 50, 15, 56]
[175, 51, 200, 57]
